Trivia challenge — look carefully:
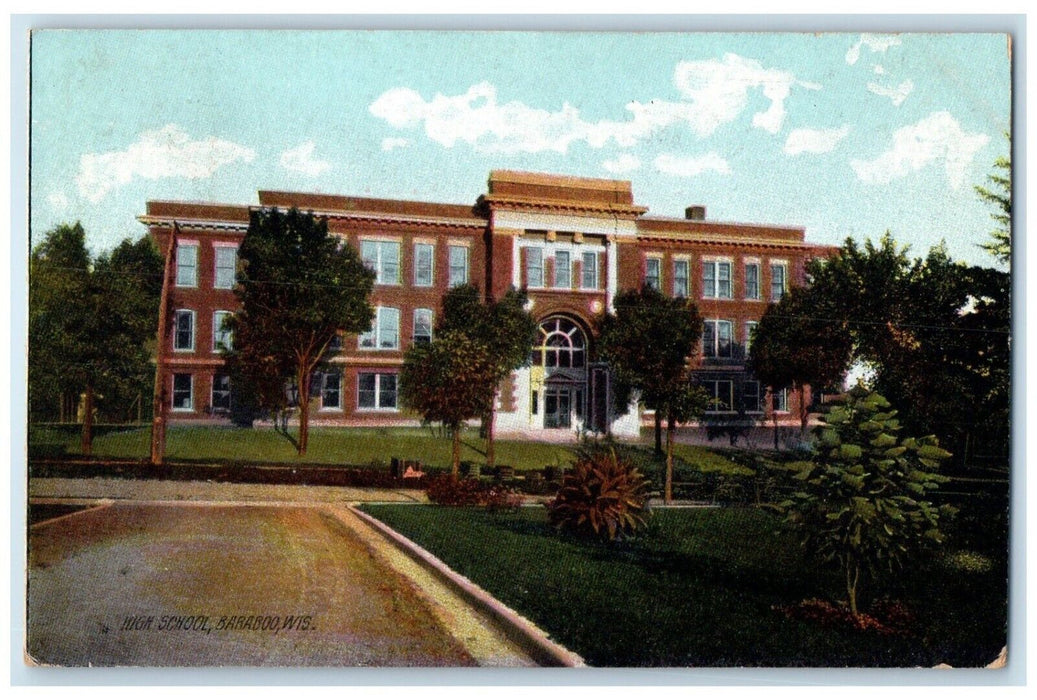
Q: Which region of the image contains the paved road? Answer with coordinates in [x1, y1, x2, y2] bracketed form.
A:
[27, 502, 483, 666]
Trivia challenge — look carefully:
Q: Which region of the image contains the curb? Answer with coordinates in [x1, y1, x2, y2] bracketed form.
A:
[347, 505, 585, 668]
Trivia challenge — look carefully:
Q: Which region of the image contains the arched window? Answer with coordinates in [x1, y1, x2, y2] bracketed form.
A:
[530, 317, 586, 369]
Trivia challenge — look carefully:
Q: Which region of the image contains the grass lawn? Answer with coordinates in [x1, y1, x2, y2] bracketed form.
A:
[360, 504, 1008, 667]
[35, 425, 580, 472]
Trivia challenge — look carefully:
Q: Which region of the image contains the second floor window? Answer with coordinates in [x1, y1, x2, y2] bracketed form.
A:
[176, 244, 198, 287]
[174, 309, 195, 351]
[526, 247, 544, 288]
[214, 246, 237, 289]
[581, 251, 599, 289]
[554, 251, 572, 288]
[361, 240, 400, 285]
[448, 245, 468, 287]
[414, 243, 434, 287]
[703, 260, 732, 299]
[745, 263, 760, 300]
[645, 257, 661, 290]
[702, 319, 733, 358]
[358, 307, 400, 350]
[771, 263, 787, 301]
[673, 259, 689, 298]
[213, 310, 233, 352]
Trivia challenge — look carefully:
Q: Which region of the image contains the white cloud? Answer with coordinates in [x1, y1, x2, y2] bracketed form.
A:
[873, 64, 886, 75]
[783, 126, 851, 156]
[381, 137, 410, 152]
[47, 191, 70, 211]
[846, 34, 902, 65]
[867, 79, 915, 106]
[850, 111, 990, 189]
[601, 154, 641, 173]
[76, 124, 255, 203]
[280, 141, 331, 176]
[369, 56, 816, 154]
[653, 152, 731, 178]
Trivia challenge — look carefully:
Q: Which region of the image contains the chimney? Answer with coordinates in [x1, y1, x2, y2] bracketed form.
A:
[685, 205, 706, 221]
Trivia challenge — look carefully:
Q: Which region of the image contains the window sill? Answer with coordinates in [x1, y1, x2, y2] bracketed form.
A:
[355, 407, 400, 413]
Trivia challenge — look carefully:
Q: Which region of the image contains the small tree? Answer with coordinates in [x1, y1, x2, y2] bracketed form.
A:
[660, 379, 710, 504]
[399, 330, 499, 476]
[231, 208, 374, 454]
[782, 386, 955, 616]
[597, 286, 704, 454]
[975, 134, 1010, 265]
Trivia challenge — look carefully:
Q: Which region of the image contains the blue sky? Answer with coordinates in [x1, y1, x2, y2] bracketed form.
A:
[29, 30, 1011, 267]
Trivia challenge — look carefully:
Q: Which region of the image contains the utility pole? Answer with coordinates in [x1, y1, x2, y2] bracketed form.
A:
[150, 221, 179, 466]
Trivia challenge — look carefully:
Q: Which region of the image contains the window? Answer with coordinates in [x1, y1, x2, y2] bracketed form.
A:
[554, 251, 571, 289]
[772, 387, 789, 413]
[581, 251, 599, 290]
[214, 246, 237, 289]
[742, 380, 763, 413]
[321, 371, 342, 410]
[358, 373, 398, 410]
[745, 262, 760, 300]
[176, 244, 198, 287]
[413, 243, 434, 287]
[359, 307, 400, 350]
[530, 317, 586, 369]
[213, 311, 233, 352]
[702, 320, 733, 358]
[645, 257, 661, 290]
[174, 309, 195, 351]
[328, 333, 342, 352]
[172, 373, 193, 411]
[413, 308, 433, 345]
[771, 263, 787, 301]
[526, 248, 544, 288]
[211, 374, 231, 413]
[448, 245, 469, 287]
[703, 260, 732, 299]
[361, 240, 401, 285]
[674, 259, 689, 298]
[702, 379, 734, 413]
[744, 321, 758, 357]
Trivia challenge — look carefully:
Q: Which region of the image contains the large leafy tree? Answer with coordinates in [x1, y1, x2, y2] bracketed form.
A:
[783, 387, 954, 615]
[29, 224, 163, 452]
[748, 285, 854, 436]
[596, 285, 704, 455]
[436, 284, 537, 469]
[399, 330, 500, 476]
[975, 135, 1011, 265]
[230, 208, 374, 455]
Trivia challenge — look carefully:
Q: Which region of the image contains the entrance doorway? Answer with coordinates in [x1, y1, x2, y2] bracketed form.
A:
[544, 386, 572, 429]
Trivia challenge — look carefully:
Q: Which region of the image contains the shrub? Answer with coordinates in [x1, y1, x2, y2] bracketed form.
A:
[547, 447, 651, 541]
[425, 473, 522, 510]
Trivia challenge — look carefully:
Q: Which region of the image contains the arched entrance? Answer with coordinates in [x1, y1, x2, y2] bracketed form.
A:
[530, 316, 588, 430]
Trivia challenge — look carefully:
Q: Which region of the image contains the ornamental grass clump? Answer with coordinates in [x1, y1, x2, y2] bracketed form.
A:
[547, 448, 651, 541]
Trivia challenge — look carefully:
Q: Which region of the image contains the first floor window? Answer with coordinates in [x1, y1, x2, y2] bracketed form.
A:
[174, 309, 195, 351]
[772, 387, 789, 412]
[414, 243, 434, 287]
[771, 263, 787, 301]
[702, 379, 734, 413]
[413, 308, 433, 345]
[673, 259, 689, 297]
[581, 251, 599, 289]
[211, 374, 231, 413]
[448, 245, 469, 287]
[702, 320, 733, 358]
[359, 307, 400, 350]
[358, 372, 398, 410]
[176, 244, 198, 287]
[213, 310, 233, 352]
[321, 371, 342, 410]
[214, 246, 237, 289]
[172, 373, 193, 411]
[554, 251, 572, 288]
[645, 257, 661, 290]
[742, 380, 762, 413]
[526, 247, 544, 288]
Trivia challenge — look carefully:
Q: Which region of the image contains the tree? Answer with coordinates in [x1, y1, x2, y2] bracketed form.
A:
[975, 134, 1011, 265]
[748, 285, 854, 438]
[230, 208, 374, 455]
[399, 330, 499, 476]
[29, 223, 163, 452]
[436, 284, 537, 469]
[782, 386, 955, 616]
[660, 380, 710, 504]
[596, 286, 704, 455]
